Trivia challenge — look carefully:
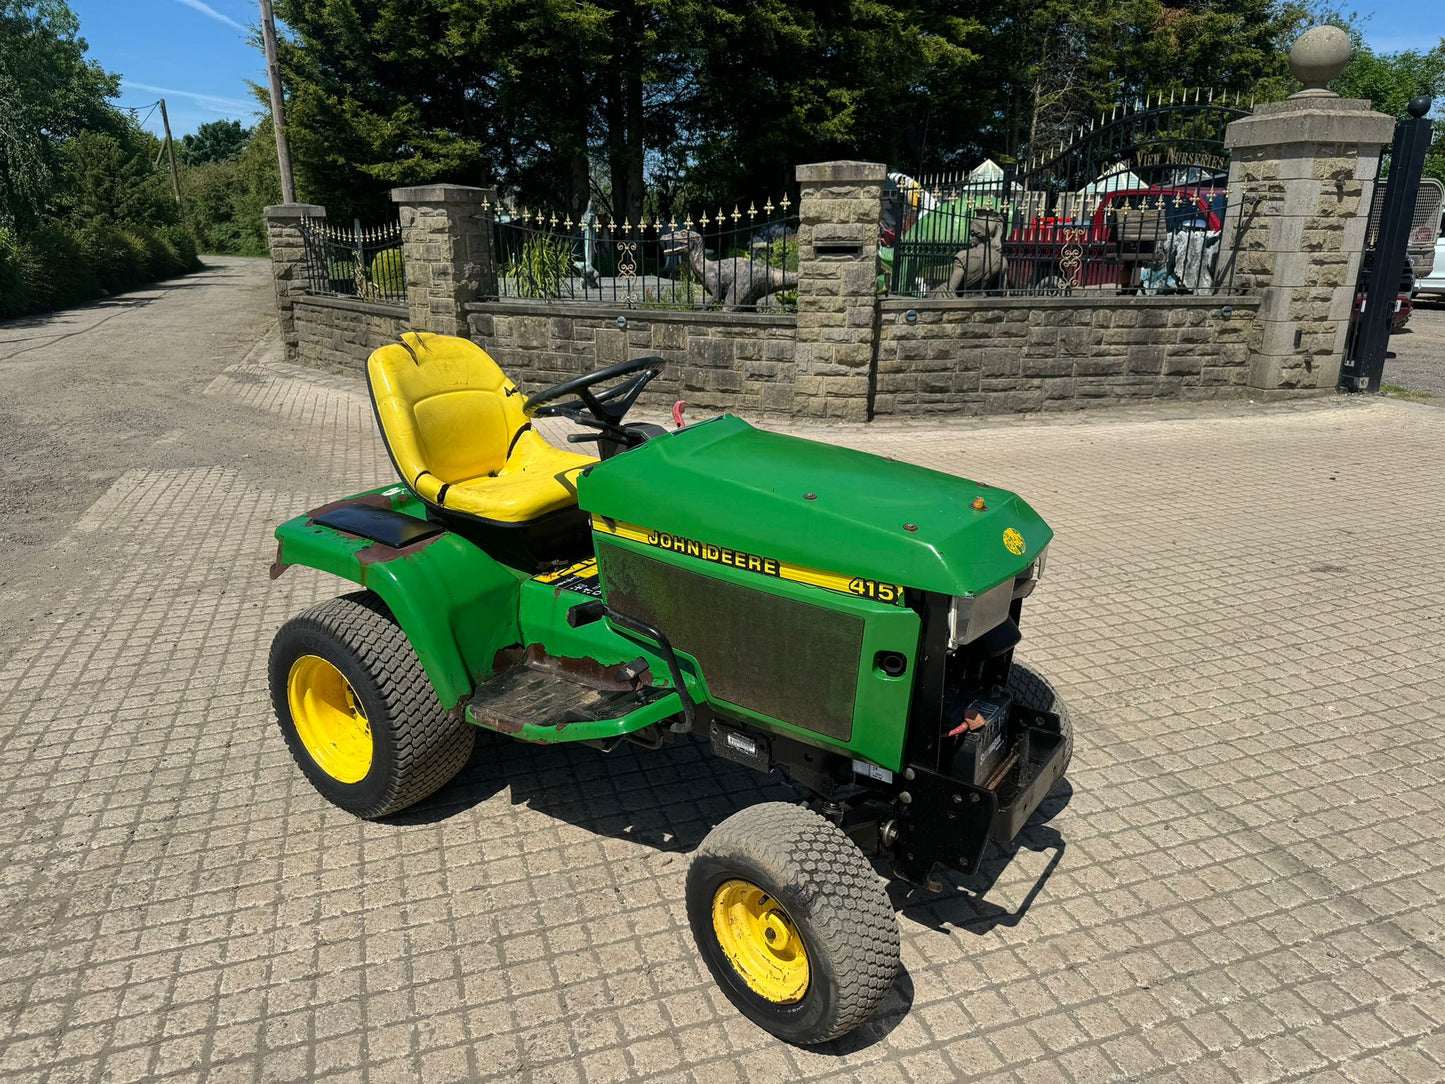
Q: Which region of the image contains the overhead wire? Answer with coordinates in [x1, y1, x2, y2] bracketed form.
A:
[120, 100, 162, 130]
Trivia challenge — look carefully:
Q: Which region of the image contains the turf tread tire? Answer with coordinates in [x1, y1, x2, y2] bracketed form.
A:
[1006, 662, 1073, 777]
[687, 802, 900, 1045]
[269, 591, 474, 818]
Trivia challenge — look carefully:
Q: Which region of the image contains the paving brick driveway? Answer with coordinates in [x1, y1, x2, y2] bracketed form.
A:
[1, 276, 1443, 1082]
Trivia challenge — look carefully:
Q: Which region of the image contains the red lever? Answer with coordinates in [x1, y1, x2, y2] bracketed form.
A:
[947, 709, 988, 738]
[672, 400, 687, 428]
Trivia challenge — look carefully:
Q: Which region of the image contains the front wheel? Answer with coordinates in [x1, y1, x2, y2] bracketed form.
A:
[686, 802, 900, 1045]
[1006, 662, 1074, 781]
[269, 591, 474, 818]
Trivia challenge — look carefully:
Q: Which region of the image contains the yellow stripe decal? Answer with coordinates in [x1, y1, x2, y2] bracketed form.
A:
[535, 557, 597, 584]
[592, 518, 905, 606]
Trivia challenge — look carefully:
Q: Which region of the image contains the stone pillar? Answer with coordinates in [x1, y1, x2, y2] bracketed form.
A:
[795, 161, 886, 421]
[263, 202, 326, 361]
[391, 184, 498, 336]
[1221, 30, 1394, 391]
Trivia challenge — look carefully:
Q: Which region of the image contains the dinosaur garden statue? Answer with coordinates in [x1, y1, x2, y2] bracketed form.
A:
[660, 229, 798, 310]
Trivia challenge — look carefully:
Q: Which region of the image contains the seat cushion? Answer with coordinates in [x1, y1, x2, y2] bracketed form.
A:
[439, 428, 597, 522]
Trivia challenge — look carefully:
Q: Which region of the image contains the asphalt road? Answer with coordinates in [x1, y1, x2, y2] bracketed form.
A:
[0, 258, 276, 555]
[0, 258, 345, 656]
[1384, 298, 1445, 399]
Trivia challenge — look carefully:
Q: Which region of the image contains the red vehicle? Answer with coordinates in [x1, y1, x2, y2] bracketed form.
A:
[1350, 250, 1415, 333]
[1004, 187, 1225, 291]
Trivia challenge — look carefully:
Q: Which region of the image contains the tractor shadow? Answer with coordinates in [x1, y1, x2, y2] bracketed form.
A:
[398, 731, 1071, 943]
[390, 731, 1068, 1052]
[387, 730, 796, 850]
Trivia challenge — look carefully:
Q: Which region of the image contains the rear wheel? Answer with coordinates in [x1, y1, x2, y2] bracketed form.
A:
[686, 802, 900, 1045]
[1006, 662, 1073, 780]
[269, 591, 474, 818]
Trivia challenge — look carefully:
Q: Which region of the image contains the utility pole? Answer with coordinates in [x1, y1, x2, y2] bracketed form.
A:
[158, 98, 183, 208]
[259, 0, 297, 203]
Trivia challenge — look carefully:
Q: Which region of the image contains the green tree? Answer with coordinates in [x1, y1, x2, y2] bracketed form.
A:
[0, 0, 119, 229]
[674, 0, 985, 199]
[1004, 0, 1310, 164]
[180, 118, 252, 164]
[182, 121, 282, 255]
[52, 122, 178, 228]
[1330, 40, 1445, 117]
[1319, 21, 1445, 183]
[271, 0, 631, 220]
[269, 0, 989, 215]
[263, 0, 1350, 216]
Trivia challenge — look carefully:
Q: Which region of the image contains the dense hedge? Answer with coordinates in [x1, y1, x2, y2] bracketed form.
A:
[0, 220, 200, 319]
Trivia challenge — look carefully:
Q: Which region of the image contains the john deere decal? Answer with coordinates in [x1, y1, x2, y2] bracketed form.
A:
[593, 519, 904, 605]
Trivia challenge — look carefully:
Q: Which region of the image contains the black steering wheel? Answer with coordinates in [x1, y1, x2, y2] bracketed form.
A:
[523, 356, 666, 457]
[524, 355, 664, 423]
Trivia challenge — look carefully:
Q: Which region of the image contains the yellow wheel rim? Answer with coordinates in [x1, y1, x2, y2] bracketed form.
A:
[287, 655, 373, 784]
[711, 879, 810, 1004]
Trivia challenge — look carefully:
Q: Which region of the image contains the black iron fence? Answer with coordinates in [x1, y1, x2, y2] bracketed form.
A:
[883, 182, 1236, 298]
[299, 218, 406, 305]
[492, 203, 799, 312]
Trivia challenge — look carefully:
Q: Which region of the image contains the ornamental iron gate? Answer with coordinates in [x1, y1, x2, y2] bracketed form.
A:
[887, 91, 1251, 298]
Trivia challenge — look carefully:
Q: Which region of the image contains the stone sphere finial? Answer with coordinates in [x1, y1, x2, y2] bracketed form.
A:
[1408, 95, 1432, 119]
[1289, 25, 1352, 96]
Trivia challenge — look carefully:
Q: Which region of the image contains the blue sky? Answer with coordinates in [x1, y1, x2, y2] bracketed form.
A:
[72, 0, 263, 138]
[70, 0, 1445, 141]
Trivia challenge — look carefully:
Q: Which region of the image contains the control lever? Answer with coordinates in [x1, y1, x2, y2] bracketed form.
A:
[563, 601, 697, 732]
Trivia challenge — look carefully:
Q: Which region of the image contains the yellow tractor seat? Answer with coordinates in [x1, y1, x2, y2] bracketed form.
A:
[367, 333, 598, 526]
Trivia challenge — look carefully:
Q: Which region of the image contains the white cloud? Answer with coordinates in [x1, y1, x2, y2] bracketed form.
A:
[123, 80, 259, 117]
[174, 0, 247, 32]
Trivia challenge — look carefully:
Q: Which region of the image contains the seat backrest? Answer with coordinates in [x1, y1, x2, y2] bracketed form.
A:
[367, 333, 527, 491]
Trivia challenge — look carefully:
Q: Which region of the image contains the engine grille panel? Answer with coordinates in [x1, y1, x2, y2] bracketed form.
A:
[596, 540, 863, 740]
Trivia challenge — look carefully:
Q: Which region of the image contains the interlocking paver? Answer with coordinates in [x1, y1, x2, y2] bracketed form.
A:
[2, 266, 1445, 1080]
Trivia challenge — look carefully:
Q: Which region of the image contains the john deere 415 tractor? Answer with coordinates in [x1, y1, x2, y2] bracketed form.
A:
[268, 332, 1071, 1044]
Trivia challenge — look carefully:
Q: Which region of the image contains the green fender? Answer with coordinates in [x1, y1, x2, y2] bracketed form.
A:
[271, 496, 526, 710]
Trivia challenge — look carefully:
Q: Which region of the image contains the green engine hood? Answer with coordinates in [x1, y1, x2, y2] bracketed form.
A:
[578, 415, 1051, 597]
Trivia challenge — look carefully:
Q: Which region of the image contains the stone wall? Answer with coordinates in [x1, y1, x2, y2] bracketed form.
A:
[1223, 96, 1394, 390]
[294, 296, 407, 372]
[875, 296, 1257, 415]
[267, 133, 1392, 417]
[262, 203, 325, 358]
[392, 184, 498, 337]
[793, 161, 885, 421]
[467, 302, 796, 414]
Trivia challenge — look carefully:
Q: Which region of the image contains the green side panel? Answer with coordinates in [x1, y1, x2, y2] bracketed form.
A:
[518, 573, 667, 678]
[578, 414, 1051, 597]
[594, 534, 918, 771]
[273, 489, 526, 709]
[515, 572, 710, 731]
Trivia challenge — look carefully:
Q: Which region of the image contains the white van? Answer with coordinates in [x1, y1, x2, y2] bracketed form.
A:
[1411, 180, 1445, 298]
[1416, 224, 1445, 298]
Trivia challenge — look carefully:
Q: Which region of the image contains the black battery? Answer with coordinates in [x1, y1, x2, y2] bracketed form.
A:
[952, 695, 1010, 787]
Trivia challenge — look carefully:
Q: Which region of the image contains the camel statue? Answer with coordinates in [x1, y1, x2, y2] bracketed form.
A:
[660, 229, 798, 310]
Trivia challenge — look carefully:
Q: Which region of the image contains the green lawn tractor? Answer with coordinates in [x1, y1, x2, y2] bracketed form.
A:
[267, 332, 1071, 1044]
